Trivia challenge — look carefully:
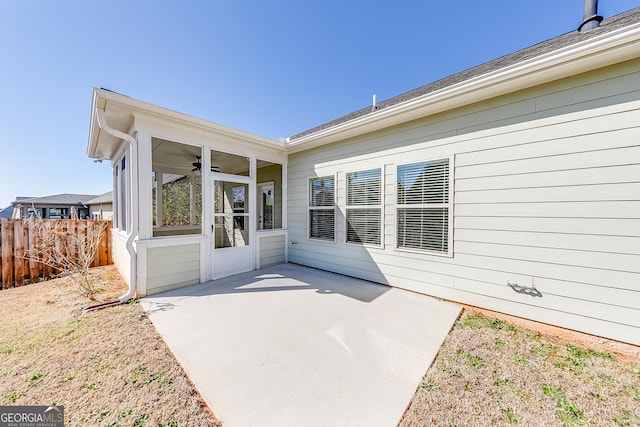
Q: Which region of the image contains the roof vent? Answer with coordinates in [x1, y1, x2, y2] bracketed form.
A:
[578, 0, 603, 32]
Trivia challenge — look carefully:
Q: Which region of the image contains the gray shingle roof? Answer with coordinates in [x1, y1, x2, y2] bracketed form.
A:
[290, 7, 640, 141]
[85, 191, 113, 205]
[12, 193, 99, 206]
[0, 207, 14, 218]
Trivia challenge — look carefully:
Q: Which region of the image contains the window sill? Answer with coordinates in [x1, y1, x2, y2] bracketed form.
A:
[345, 241, 384, 250]
[394, 246, 453, 258]
[307, 237, 337, 244]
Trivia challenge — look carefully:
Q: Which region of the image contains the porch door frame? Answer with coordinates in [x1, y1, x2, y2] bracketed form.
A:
[257, 181, 275, 230]
[210, 171, 256, 279]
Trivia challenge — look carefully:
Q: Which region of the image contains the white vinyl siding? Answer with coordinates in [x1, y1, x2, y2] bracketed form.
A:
[146, 244, 200, 294]
[346, 169, 382, 245]
[308, 176, 335, 241]
[259, 234, 286, 268]
[396, 159, 451, 254]
[287, 58, 640, 345]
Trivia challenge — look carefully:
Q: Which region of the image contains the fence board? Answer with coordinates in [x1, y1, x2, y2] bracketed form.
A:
[0, 219, 113, 290]
[106, 227, 113, 265]
[98, 223, 108, 267]
[66, 221, 77, 268]
[13, 221, 24, 286]
[1, 219, 13, 289]
[42, 220, 53, 279]
[27, 221, 42, 283]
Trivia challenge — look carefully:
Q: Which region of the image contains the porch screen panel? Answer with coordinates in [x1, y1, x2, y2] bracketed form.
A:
[214, 181, 249, 248]
[308, 176, 335, 241]
[346, 169, 381, 245]
[397, 159, 450, 253]
[151, 138, 203, 237]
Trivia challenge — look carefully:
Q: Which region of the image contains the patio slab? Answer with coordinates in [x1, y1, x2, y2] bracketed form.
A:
[141, 263, 461, 427]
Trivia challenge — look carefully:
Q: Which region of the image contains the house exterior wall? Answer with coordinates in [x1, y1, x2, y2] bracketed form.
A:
[287, 58, 640, 345]
[89, 203, 113, 220]
[259, 234, 286, 268]
[146, 244, 200, 294]
[111, 231, 132, 286]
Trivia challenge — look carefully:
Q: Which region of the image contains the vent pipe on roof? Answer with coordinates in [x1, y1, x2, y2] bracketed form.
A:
[578, 0, 603, 32]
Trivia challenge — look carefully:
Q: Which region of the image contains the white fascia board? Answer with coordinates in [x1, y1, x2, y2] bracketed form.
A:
[286, 23, 640, 152]
[87, 88, 285, 157]
[86, 90, 106, 158]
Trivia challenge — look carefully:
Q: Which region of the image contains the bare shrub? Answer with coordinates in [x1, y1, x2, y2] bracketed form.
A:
[23, 218, 108, 298]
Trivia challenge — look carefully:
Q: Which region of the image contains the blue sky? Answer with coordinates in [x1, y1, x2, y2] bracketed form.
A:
[1, 0, 638, 208]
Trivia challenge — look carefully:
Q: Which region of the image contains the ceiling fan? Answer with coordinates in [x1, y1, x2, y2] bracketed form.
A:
[191, 155, 222, 173]
[192, 156, 202, 172]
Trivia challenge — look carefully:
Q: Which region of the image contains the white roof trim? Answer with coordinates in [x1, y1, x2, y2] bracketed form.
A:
[88, 89, 285, 160]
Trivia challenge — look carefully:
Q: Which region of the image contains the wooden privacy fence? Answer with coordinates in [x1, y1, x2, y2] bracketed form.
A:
[0, 218, 112, 289]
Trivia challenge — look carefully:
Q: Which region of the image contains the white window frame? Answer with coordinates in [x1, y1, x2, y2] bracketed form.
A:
[307, 175, 336, 242]
[395, 155, 454, 257]
[113, 152, 129, 233]
[119, 155, 128, 232]
[344, 167, 383, 248]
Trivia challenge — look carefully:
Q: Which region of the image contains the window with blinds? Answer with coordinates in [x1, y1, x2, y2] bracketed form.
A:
[308, 176, 335, 241]
[396, 158, 451, 253]
[346, 169, 381, 245]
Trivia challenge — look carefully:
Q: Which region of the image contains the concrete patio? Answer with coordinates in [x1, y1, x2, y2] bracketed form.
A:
[141, 263, 461, 427]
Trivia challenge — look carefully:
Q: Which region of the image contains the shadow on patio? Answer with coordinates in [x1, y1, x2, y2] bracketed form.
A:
[144, 262, 390, 315]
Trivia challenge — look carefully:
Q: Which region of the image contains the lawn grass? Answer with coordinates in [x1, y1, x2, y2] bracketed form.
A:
[1, 268, 638, 426]
[399, 310, 640, 426]
[0, 266, 220, 426]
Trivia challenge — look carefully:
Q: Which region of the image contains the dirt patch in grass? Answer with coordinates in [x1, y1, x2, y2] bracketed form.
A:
[400, 309, 640, 427]
[0, 266, 220, 426]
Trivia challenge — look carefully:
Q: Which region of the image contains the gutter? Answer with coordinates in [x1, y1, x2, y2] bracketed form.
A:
[286, 21, 640, 151]
[95, 107, 139, 302]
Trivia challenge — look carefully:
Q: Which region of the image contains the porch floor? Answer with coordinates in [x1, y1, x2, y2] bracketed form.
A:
[141, 263, 461, 427]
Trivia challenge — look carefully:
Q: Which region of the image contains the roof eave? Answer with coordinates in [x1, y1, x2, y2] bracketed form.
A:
[87, 88, 285, 161]
[86, 90, 103, 159]
[286, 23, 640, 152]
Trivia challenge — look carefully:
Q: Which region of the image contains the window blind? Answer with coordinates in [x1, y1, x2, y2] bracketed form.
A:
[309, 176, 335, 241]
[397, 159, 450, 253]
[346, 169, 381, 245]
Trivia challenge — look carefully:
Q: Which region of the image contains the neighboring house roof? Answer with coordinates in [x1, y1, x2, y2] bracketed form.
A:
[288, 7, 640, 145]
[85, 191, 113, 205]
[11, 193, 99, 207]
[0, 207, 14, 218]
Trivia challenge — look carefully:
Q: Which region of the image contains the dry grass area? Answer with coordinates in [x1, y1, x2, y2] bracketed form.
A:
[2, 268, 639, 427]
[0, 266, 220, 427]
[400, 309, 640, 427]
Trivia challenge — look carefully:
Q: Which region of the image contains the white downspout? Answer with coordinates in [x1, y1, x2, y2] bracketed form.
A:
[96, 108, 139, 301]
